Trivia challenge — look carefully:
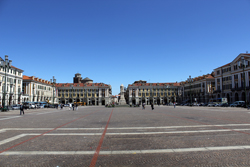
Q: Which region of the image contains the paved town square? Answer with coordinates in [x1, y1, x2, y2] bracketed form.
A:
[1, 106, 250, 166]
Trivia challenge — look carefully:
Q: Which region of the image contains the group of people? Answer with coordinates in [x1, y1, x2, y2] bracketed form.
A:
[58, 103, 78, 110]
[142, 103, 154, 110]
[68, 103, 78, 110]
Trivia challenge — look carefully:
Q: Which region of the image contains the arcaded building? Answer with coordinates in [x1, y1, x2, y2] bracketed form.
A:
[127, 80, 181, 105]
[56, 73, 112, 105]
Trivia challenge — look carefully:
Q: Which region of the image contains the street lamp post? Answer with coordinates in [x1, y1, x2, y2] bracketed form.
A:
[0, 55, 12, 111]
[187, 75, 194, 106]
[50, 76, 56, 107]
[239, 57, 247, 107]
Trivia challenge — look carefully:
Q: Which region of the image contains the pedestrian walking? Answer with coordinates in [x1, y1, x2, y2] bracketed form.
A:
[151, 103, 154, 110]
[20, 104, 24, 115]
[73, 104, 75, 111]
[69, 103, 72, 110]
[76, 104, 78, 110]
[174, 102, 176, 108]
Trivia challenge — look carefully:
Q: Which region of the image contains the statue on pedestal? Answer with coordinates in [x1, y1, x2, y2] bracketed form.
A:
[119, 84, 126, 105]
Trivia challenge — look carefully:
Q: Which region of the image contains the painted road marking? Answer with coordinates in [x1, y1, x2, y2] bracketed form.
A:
[0, 129, 6, 133]
[1, 128, 250, 146]
[2, 145, 250, 155]
[0, 134, 26, 146]
[0, 111, 99, 154]
[0, 110, 65, 120]
[2, 124, 250, 131]
[0, 116, 22, 121]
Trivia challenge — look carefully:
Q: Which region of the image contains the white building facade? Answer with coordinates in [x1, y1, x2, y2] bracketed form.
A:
[0, 56, 23, 106]
[22, 75, 58, 104]
[213, 53, 250, 103]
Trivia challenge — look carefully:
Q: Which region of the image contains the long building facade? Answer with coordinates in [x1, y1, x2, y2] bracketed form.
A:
[127, 80, 181, 105]
[56, 73, 112, 105]
[3, 52, 250, 107]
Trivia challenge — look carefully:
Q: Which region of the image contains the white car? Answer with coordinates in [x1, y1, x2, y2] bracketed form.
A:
[29, 103, 36, 109]
[37, 105, 44, 108]
[207, 103, 216, 107]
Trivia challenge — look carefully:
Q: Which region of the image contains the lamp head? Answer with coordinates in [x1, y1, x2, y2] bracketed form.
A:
[5, 55, 8, 62]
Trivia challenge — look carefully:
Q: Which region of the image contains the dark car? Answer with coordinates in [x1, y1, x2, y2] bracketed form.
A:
[230, 101, 245, 107]
[23, 104, 29, 109]
[220, 103, 229, 107]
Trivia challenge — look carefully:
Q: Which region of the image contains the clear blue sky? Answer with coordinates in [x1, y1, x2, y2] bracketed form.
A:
[1, 0, 250, 95]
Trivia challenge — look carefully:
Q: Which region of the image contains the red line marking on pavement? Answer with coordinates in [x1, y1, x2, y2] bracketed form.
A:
[150, 110, 250, 136]
[89, 109, 113, 167]
[0, 111, 98, 154]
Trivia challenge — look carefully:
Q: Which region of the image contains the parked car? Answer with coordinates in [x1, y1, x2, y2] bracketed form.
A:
[29, 103, 36, 109]
[11, 105, 20, 110]
[220, 103, 230, 107]
[37, 105, 44, 108]
[23, 104, 28, 109]
[207, 103, 216, 107]
[214, 103, 221, 107]
[192, 103, 198, 106]
[230, 101, 245, 107]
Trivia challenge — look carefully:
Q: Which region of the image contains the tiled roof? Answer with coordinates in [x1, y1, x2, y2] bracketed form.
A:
[23, 75, 31, 80]
[23, 75, 51, 85]
[56, 83, 109, 87]
[181, 74, 214, 84]
[128, 82, 180, 87]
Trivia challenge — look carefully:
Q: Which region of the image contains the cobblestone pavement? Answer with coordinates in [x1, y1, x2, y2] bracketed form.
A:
[1, 106, 250, 166]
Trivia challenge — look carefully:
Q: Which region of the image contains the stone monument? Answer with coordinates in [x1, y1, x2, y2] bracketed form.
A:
[119, 84, 126, 105]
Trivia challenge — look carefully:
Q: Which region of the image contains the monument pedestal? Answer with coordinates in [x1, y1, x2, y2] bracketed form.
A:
[119, 99, 126, 105]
